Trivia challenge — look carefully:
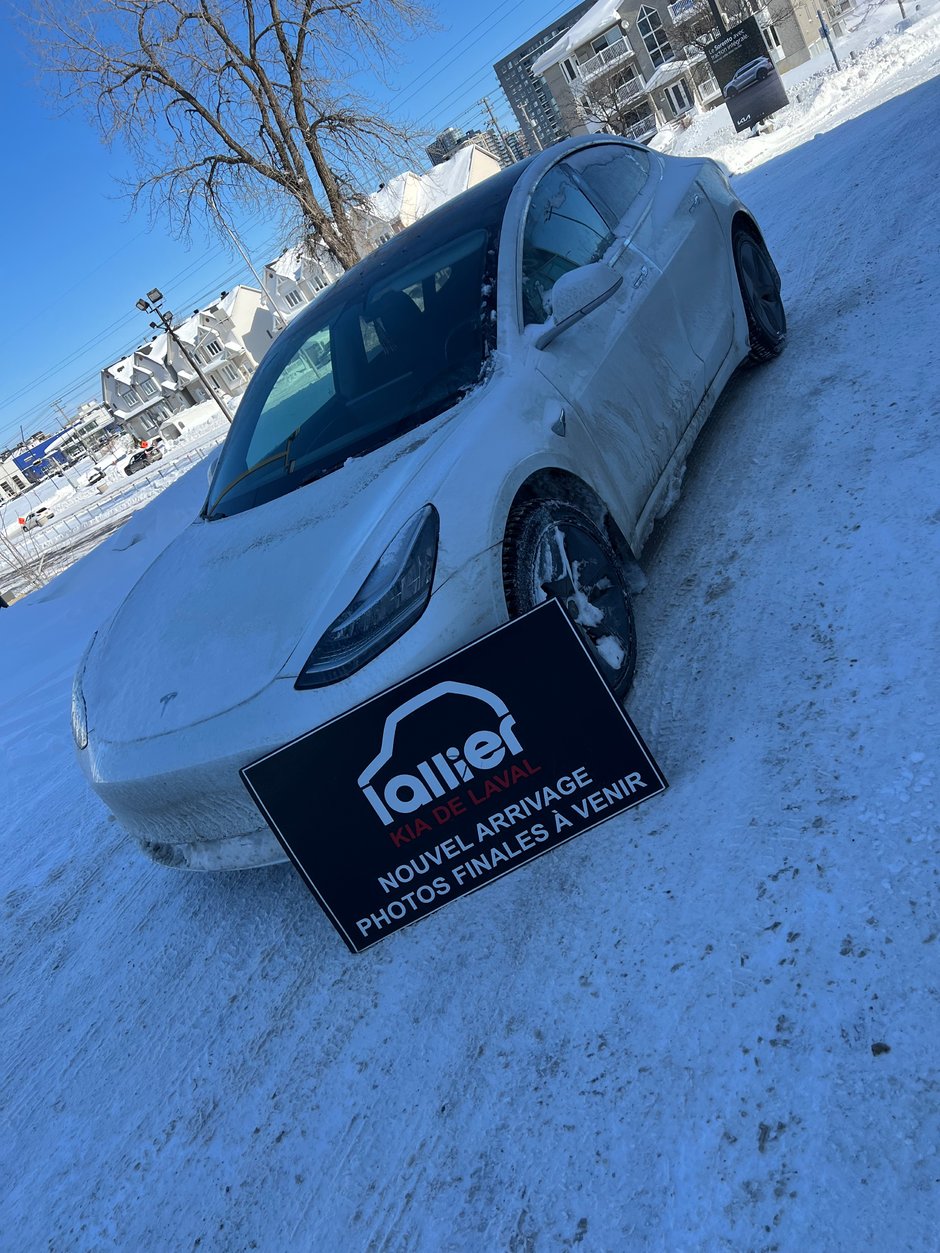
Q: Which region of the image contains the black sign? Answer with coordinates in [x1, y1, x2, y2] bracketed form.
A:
[242, 601, 667, 952]
[706, 17, 788, 133]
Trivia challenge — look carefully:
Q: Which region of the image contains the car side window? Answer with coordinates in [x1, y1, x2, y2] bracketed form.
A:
[562, 145, 652, 229]
[521, 165, 615, 325]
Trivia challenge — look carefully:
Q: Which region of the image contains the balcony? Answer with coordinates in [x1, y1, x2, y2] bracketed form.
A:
[613, 78, 647, 108]
[622, 116, 658, 142]
[667, 0, 709, 20]
[577, 37, 636, 82]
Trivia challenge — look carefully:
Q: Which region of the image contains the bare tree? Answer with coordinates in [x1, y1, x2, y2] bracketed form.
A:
[27, 0, 432, 269]
[571, 62, 658, 139]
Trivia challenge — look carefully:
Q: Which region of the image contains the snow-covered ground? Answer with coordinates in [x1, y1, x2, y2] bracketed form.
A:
[3, 9, 939, 1248]
[0, 403, 229, 601]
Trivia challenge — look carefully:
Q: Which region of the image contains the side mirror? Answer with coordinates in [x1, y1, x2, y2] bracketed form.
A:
[534, 263, 624, 350]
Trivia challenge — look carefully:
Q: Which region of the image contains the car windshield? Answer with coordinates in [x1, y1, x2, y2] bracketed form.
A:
[205, 226, 498, 520]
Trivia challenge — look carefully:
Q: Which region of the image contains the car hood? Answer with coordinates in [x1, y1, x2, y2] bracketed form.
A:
[84, 403, 474, 743]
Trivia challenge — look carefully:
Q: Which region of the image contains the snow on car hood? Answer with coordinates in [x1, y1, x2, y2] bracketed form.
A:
[83, 407, 470, 743]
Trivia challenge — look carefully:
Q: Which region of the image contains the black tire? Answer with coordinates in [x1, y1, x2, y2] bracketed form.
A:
[503, 497, 637, 699]
[757, 68, 769, 81]
[733, 227, 786, 363]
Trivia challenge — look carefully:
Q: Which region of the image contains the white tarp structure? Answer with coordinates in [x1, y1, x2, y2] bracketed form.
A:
[357, 144, 502, 251]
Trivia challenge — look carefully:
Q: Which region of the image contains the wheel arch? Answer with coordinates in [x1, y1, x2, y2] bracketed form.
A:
[502, 468, 646, 595]
[731, 209, 765, 246]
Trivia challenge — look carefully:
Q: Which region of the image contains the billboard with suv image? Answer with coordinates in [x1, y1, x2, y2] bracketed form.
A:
[706, 17, 788, 133]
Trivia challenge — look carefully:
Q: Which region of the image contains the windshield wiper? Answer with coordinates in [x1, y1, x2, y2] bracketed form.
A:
[207, 428, 301, 516]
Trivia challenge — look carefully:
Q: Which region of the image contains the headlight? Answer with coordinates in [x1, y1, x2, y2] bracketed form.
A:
[71, 632, 96, 750]
[295, 506, 439, 689]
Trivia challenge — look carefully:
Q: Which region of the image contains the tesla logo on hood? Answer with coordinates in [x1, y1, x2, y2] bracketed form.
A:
[159, 691, 178, 714]
[358, 681, 524, 826]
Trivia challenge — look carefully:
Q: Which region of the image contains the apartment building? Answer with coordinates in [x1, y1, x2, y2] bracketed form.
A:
[494, 1, 597, 151]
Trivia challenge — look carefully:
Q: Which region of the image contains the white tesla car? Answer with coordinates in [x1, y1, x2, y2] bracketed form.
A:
[72, 136, 785, 871]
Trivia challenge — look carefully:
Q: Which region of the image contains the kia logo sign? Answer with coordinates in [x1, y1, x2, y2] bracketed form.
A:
[242, 601, 667, 952]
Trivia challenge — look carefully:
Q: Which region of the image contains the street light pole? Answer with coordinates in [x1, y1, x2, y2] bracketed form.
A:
[135, 289, 234, 424]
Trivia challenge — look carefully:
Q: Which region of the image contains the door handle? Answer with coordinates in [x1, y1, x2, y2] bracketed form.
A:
[633, 265, 649, 288]
[689, 192, 702, 212]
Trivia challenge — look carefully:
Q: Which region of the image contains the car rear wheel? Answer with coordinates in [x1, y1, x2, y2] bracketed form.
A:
[503, 498, 637, 699]
[734, 227, 786, 363]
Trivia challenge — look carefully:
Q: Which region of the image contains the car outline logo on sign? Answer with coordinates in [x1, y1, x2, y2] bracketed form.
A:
[357, 680, 524, 825]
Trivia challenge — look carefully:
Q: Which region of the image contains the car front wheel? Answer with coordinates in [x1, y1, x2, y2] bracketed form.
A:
[503, 498, 637, 699]
[734, 227, 787, 363]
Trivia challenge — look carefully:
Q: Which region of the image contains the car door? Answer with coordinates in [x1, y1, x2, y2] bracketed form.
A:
[522, 155, 698, 530]
[627, 158, 735, 388]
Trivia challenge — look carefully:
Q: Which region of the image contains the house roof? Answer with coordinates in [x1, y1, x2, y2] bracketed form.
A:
[105, 355, 137, 384]
[366, 144, 500, 229]
[532, 0, 625, 75]
[138, 333, 171, 366]
[268, 246, 305, 281]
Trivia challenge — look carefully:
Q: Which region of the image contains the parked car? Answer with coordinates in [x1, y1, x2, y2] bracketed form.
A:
[723, 56, 774, 98]
[123, 446, 163, 476]
[72, 135, 785, 871]
[20, 507, 55, 532]
[87, 469, 106, 485]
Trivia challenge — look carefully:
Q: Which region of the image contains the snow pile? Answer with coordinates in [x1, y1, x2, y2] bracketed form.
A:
[532, 0, 626, 75]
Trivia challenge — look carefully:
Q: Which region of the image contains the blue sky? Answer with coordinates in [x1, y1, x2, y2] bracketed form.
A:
[0, 0, 577, 450]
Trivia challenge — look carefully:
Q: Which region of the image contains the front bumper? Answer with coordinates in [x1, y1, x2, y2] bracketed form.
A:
[81, 547, 506, 871]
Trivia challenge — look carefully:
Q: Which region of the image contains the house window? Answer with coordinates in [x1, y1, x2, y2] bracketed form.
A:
[637, 7, 674, 67]
[139, 377, 157, 397]
[764, 23, 782, 49]
[283, 288, 304, 308]
[562, 58, 577, 81]
[200, 337, 223, 360]
[221, 362, 241, 384]
[590, 27, 621, 55]
[13, 474, 26, 489]
[664, 79, 694, 116]
[120, 388, 136, 405]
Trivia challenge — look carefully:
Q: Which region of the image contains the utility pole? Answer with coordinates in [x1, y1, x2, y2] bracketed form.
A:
[707, 0, 728, 35]
[208, 193, 288, 331]
[816, 8, 841, 69]
[480, 95, 513, 165]
[518, 104, 543, 153]
[135, 290, 234, 424]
